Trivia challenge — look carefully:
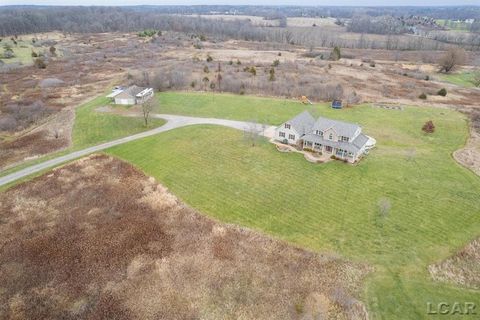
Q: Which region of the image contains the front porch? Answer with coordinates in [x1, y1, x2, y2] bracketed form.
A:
[303, 140, 356, 163]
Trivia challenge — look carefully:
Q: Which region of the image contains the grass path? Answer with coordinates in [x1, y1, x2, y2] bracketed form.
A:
[438, 72, 477, 88]
[105, 92, 480, 319]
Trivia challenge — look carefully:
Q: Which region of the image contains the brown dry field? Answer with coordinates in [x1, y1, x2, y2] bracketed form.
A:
[0, 154, 371, 319]
[429, 237, 480, 290]
[1, 31, 480, 169]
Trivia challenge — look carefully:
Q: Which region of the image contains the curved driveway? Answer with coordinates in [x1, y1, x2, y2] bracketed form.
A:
[0, 114, 275, 187]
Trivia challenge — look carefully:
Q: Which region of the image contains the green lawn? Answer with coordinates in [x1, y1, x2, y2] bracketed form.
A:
[72, 96, 165, 148]
[0, 39, 63, 65]
[156, 91, 327, 125]
[106, 93, 480, 319]
[438, 72, 477, 88]
[435, 19, 471, 32]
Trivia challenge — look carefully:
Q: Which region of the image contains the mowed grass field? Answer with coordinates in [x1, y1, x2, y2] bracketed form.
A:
[73, 96, 165, 148]
[107, 92, 480, 319]
[439, 72, 477, 88]
[156, 91, 326, 124]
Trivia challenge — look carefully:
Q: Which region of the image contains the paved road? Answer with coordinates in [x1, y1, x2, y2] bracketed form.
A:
[0, 114, 275, 187]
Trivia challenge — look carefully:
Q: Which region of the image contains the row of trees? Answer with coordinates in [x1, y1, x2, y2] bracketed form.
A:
[0, 7, 476, 51]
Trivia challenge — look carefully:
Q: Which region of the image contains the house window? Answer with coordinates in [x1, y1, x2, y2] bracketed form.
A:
[316, 130, 323, 136]
[340, 136, 349, 142]
[305, 141, 312, 147]
[314, 142, 322, 148]
[329, 133, 333, 140]
[285, 123, 291, 129]
[279, 131, 285, 137]
[288, 134, 295, 140]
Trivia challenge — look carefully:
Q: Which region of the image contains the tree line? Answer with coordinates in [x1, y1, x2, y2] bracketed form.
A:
[0, 7, 477, 51]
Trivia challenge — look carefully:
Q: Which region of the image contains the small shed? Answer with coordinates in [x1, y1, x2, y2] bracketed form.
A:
[331, 99, 343, 109]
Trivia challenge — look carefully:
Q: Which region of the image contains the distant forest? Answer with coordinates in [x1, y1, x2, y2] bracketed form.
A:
[0, 6, 479, 51]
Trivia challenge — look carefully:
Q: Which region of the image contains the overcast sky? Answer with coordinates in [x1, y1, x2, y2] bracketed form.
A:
[1, 0, 479, 6]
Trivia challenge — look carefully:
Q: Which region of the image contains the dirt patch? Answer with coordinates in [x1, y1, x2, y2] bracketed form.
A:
[429, 238, 480, 289]
[0, 154, 371, 320]
[453, 129, 480, 176]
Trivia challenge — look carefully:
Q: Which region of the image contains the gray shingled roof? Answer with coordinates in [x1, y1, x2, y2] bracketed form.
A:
[352, 133, 369, 149]
[115, 85, 145, 99]
[312, 117, 360, 139]
[303, 134, 361, 153]
[286, 111, 315, 136]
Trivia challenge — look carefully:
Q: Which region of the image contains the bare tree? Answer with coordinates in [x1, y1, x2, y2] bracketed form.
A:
[243, 119, 261, 147]
[141, 98, 155, 126]
[439, 48, 466, 73]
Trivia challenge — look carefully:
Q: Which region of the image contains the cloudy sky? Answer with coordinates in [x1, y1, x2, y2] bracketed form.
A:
[1, 0, 478, 6]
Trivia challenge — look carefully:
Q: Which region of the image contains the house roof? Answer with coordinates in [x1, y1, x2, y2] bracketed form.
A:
[352, 133, 369, 149]
[115, 85, 146, 99]
[303, 133, 368, 153]
[312, 117, 360, 139]
[285, 111, 315, 136]
[106, 89, 124, 98]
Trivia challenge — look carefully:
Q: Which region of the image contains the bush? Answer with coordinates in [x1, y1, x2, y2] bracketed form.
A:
[206, 55, 213, 62]
[138, 29, 157, 37]
[203, 66, 209, 73]
[369, 61, 376, 67]
[3, 47, 14, 59]
[34, 57, 47, 69]
[31, 50, 38, 57]
[272, 59, 280, 67]
[422, 120, 435, 133]
[437, 88, 447, 96]
[424, 75, 430, 81]
[418, 93, 427, 100]
[330, 46, 341, 61]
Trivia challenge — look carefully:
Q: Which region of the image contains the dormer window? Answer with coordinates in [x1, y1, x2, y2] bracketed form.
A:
[340, 136, 349, 142]
[285, 123, 291, 129]
[316, 130, 323, 136]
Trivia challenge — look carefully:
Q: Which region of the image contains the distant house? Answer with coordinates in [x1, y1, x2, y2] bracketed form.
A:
[275, 111, 375, 163]
[107, 86, 154, 105]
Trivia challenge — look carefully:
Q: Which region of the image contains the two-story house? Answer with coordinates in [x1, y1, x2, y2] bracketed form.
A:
[274, 111, 315, 145]
[275, 111, 375, 163]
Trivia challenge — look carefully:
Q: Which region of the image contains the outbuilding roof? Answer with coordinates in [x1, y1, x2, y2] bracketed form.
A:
[114, 85, 146, 99]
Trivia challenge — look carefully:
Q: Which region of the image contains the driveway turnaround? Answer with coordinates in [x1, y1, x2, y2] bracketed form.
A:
[0, 114, 275, 187]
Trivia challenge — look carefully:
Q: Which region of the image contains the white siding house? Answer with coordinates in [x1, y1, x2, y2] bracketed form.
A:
[107, 86, 154, 105]
[276, 111, 375, 163]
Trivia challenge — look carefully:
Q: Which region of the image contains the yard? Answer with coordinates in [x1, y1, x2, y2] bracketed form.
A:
[155, 91, 327, 124]
[438, 72, 477, 88]
[106, 92, 480, 319]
